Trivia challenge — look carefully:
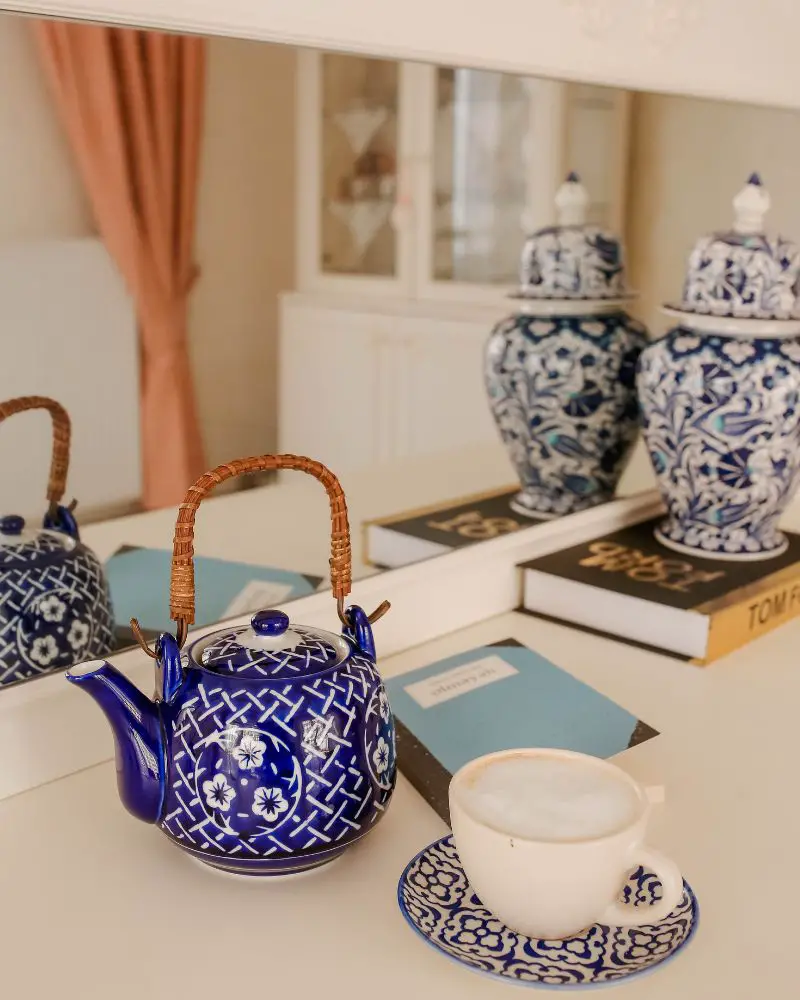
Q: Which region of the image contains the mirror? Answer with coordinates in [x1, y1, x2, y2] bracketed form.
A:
[1, 10, 796, 686]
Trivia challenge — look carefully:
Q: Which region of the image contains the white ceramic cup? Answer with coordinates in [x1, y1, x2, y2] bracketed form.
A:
[449, 748, 683, 940]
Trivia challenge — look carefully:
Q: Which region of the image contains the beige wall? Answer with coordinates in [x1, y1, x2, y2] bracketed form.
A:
[0, 15, 295, 472]
[626, 90, 800, 338]
[0, 16, 93, 243]
[190, 37, 295, 468]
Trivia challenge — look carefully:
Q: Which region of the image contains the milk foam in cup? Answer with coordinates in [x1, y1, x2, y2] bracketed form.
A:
[449, 748, 683, 939]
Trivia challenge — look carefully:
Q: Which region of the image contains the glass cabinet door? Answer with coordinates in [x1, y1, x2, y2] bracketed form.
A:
[422, 66, 628, 299]
[431, 66, 532, 287]
[563, 83, 630, 234]
[319, 53, 400, 279]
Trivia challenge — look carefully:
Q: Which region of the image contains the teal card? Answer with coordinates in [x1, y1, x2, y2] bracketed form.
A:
[384, 639, 658, 824]
[106, 546, 322, 634]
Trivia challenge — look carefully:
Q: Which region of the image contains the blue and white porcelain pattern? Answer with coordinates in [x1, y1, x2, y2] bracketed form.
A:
[638, 330, 800, 559]
[514, 173, 629, 302]
[517, 226, 627, 302]
[67, 605, 396, 877]
[639, 175, 800, 560]
[198, 613, 344, 679]
[485, 312, 647, 518]
[0, 508, 115, 686]
[398, 836, 698, 989]
[161, 641, 395, 874]
[487, 174, 647, 518]
[673, 175, 800, 321]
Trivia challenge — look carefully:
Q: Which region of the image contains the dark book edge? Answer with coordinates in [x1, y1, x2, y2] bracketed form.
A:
[395, 717, 453, 828]
[486, 637, 524, 649]
[629, 719, 660, 747]
[366, 485, 520, 529]
[518, 518, 800, 612]
[513, 605, 692, 663]
[363, 489, 541, 558]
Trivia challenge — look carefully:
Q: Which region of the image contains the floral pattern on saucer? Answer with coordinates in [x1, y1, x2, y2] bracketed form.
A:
[397, 836, 698, 989]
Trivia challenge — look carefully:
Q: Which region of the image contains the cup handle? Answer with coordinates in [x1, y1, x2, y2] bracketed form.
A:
[599, 847, 684, 928]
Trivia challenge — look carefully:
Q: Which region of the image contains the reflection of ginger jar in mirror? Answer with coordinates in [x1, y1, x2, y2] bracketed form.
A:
[0, 396, 115, 686]
[484, 173, 648, 518]
[638, 174, 800, 560]
[67, 455, 396, 877]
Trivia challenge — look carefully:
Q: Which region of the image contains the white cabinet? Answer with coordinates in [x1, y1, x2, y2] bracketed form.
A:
[279, 294, 500, 472]
[282, 51, 630, 472]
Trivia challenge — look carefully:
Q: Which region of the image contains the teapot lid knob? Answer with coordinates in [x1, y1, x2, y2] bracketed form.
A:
[0, 515, 25, 536]
[733, 172, 770, 235]
[554, 171, 589, 227]
[251, 609, 290, 637]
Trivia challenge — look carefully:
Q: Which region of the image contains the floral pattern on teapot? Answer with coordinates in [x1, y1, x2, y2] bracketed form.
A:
[157, 630, 396, 873]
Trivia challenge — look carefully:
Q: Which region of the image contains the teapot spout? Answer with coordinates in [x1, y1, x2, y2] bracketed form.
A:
[67, 659, 165, 824]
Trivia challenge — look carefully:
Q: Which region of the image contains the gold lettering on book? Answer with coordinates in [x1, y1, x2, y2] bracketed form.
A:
[747, 584, 800, 630]
[427, 510, 521, 540]
[579, 542, 725, 593]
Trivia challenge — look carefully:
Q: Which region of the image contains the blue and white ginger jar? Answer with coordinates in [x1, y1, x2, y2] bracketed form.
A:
[0, 396, 115, 686]
[485, 173, 648, 518]
[638, 174, 800, 561]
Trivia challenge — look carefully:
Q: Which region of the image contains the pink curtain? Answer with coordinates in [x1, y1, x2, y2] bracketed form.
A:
[32, 22, 207, 509]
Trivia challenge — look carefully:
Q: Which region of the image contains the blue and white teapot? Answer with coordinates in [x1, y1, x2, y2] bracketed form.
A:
[638, 175, 800, 560]
[0, 395, 114, 686]
[67, 454, 396, 877]
[485, 173, 648, 519]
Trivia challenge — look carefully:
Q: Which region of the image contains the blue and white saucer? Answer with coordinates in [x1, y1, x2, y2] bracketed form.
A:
[397, 836, 698, 989]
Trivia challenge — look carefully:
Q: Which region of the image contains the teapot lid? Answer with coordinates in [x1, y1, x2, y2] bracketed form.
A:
[0, 514, 75, 566]
[193, 609, 349, 680]
[512, 172, 633, 305]
[669, 173, 800, 321]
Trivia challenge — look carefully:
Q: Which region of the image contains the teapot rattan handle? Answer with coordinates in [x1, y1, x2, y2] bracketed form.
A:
[0, 396, 71, 508]
[155, 454, 389, 649]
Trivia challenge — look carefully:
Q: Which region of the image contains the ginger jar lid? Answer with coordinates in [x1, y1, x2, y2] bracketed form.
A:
[193, 609, 349, 680]
[667, 174, 800, 322]
[512, 172, 634, 307]
[0, 513, 76, 567]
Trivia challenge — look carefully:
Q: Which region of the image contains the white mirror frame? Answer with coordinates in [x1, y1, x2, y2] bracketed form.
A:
[0, 489, 662, 804]
[1, 0, 797, 112]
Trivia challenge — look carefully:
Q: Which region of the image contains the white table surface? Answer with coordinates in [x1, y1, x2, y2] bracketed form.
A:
[2, 604, 798, 998]
[1, 443, 792, 998]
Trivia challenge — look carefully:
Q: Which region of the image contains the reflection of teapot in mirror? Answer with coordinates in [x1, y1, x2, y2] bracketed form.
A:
[67, 454, 396, 878]
[0, 396, 115, 687]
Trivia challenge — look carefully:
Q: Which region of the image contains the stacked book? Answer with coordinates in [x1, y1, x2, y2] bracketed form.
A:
[517, 517, 800, 665]
[363, 485, 540, 568]
[363, 487, 800, 665]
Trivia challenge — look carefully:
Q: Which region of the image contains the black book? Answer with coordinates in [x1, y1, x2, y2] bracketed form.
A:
[384, 638, 658, 826]
[363, 486, 542, 569]
[519, 517, 800, 664]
